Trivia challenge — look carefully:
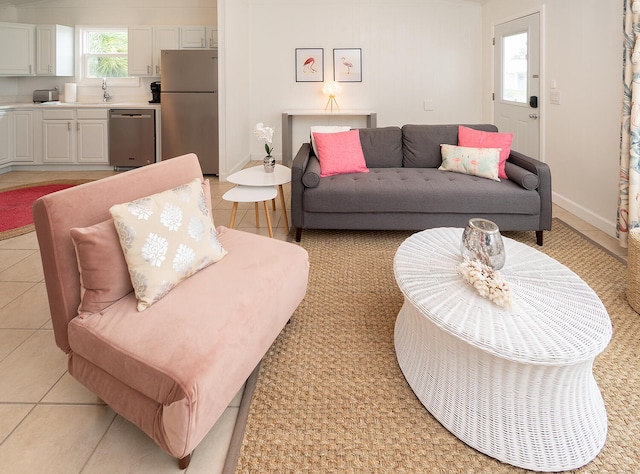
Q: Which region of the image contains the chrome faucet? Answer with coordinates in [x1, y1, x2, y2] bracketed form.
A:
[102, 78, 111, 102]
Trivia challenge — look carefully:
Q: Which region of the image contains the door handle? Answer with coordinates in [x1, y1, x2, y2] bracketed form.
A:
[529, 113, 538, 119]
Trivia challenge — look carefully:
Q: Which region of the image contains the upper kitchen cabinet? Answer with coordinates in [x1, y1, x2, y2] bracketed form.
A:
[129, 26, 180, 77]
[36, 25, 74, 76]
[0, 22, 36, 76]
[153, 26, 180, 76]
[128, 25, 154, 76]
[180, 26, 217, 49]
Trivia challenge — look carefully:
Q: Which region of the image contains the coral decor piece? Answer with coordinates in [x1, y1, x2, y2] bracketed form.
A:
[457, 257, 513, 309]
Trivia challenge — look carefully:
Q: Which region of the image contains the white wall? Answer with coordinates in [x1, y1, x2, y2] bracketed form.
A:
[481, 0, 622, 237]
[243, 0, 485, 164]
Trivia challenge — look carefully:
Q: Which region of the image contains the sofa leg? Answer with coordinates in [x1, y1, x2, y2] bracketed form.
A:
[536, 230, 543, 246]
[178, 453, 191, 470]
[295, 228, 302, 242]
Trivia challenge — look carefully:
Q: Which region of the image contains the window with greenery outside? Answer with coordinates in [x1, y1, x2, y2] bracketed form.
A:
[85, 29, 129, 78]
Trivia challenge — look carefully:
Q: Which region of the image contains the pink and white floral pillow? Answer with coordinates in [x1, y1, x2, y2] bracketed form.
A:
[109, 178, 226, 311]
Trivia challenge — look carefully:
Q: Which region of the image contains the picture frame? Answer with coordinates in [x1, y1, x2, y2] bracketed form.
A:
[295, 48, 324, 82]
[333, 48, 362, 82]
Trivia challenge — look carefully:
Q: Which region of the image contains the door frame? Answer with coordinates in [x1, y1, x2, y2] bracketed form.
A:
[491, 6, 546, 163]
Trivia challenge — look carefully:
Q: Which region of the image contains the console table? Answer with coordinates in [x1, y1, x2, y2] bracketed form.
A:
[281, 110, 377, 166]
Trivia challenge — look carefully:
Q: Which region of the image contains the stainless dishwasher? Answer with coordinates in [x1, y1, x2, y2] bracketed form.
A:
[108, 109, 156, 168]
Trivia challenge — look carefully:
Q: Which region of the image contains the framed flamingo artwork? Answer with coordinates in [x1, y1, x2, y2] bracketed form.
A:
[295, 48, 324, 82]
[333, 48, 362, 82]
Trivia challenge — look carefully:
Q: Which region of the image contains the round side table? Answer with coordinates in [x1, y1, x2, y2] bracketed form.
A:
[227, 164, 291, 234]
[222, 185, 277, 238]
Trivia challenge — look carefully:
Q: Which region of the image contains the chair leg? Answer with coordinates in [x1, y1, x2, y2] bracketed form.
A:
[295, 227, 302, 242]
[178, 453, 191, 470]
[536, 230, 543, 246]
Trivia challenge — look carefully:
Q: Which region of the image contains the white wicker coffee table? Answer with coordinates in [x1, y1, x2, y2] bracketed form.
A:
[393, 228, 612, 472]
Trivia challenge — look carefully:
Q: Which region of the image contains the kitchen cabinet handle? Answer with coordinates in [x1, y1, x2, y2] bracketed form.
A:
[77, 122, 80, 131]
[156, 64, 159, 75]
[201, 38, 204, 47]
[147, 65, 151, 74]
[67, 122, 71, 131]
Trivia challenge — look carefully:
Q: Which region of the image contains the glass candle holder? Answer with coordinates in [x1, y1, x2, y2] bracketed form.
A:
[461, 218, 506, 270]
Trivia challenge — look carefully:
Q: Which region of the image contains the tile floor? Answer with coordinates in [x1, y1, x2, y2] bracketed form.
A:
[0, 166, 627, 473]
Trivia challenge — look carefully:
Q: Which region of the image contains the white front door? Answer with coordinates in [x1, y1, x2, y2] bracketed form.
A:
[494, 13, 541, 159]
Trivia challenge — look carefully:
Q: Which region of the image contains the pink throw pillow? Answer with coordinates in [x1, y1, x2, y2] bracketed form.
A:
[313, 130, 369, 178]
[70, 219, 133, 314]
[458, 126, 513, 179]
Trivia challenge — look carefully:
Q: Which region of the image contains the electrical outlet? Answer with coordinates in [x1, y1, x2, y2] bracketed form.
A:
[550, 91, 561, 105]
[423, 100, 434, 111]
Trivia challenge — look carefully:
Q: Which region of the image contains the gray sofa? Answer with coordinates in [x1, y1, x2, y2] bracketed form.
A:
[291, 124, 552, 244]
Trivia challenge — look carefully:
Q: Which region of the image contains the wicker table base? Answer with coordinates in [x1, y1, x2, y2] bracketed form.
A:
[393, 228, 612, 472]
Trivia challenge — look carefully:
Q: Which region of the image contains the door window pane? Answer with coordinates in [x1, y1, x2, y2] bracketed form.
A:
[502, 32, 527, 103]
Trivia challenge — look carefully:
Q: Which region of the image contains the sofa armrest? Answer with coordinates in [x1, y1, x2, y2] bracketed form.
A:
[506, 150, 553, 231]
[292, 143, 312, 230]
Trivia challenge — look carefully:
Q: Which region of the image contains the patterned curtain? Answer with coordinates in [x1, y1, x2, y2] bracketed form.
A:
[619, 0, 640, 247]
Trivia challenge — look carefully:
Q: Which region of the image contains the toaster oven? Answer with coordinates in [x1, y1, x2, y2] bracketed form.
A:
[33, 89, 60, 103]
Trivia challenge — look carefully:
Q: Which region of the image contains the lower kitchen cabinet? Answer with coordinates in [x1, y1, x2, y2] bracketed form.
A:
[13, 109, 33, 163]
[0, 110, 10, 166]
[42, 108, 108, 164]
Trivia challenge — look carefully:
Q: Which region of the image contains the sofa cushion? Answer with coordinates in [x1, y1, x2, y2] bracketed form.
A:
[109, 178, 226, 311]
[439, 144, 501, 181]
[303, 168, 539, 215]
[458, 125, 513, 179]
[402, 124, 498, 168]
[313, 129, 369, 177]
[70, 219, 133, 314]
[67, 227, 310, 408]
[358, 126, 403, 168]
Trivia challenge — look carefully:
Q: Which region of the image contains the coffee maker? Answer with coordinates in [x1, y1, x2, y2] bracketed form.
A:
[149, 81, 161, 103]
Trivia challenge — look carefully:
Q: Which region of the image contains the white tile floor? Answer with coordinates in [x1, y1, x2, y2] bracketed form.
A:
[0, 165, 627, 473]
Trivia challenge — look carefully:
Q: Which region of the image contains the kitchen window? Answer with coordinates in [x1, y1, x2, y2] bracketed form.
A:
[77, 26, 138, 85]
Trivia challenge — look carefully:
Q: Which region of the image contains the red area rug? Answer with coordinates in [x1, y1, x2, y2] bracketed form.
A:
[0, 180, 90, 240]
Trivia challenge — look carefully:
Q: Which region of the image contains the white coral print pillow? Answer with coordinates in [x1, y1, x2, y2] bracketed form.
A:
[109, 178, 226, 311]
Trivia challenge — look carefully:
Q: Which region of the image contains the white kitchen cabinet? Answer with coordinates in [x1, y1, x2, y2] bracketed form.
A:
[180, 26, 207, 49]
[77, 109, 108, 164]
[0, 22, 35, 76]
[36, 24, 74, 76]
[206, 26, 218, 49]
[153, 26, 180, 76]
[42, 109, 108, 164]
[129, 26, 180, 77]
[128, 25, 154, 76]
[42, 109, 74, 163]
[0, 111, 10, 166]
[13, 110, 34, 163]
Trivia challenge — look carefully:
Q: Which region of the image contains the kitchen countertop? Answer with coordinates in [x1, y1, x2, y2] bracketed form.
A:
[0, 102, 161, 110]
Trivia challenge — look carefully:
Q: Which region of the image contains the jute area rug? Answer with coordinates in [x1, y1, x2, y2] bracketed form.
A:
[231, 219, 639, 473]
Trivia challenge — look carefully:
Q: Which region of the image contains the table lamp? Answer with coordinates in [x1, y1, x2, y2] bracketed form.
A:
[322, 81, 341, 112]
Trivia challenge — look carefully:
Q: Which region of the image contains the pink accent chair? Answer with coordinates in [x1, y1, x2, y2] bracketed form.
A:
[33, 154, 309, 468]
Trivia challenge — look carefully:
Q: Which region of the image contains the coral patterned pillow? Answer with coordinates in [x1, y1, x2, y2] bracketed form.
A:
[312, 129, 369, 177]
[458, 126, 513, 179]
[109, 178, 226, 311]
[439, 144, 501, 181]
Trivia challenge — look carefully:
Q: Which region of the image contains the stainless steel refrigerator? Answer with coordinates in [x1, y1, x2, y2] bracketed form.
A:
[160, 49, 219, 175]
